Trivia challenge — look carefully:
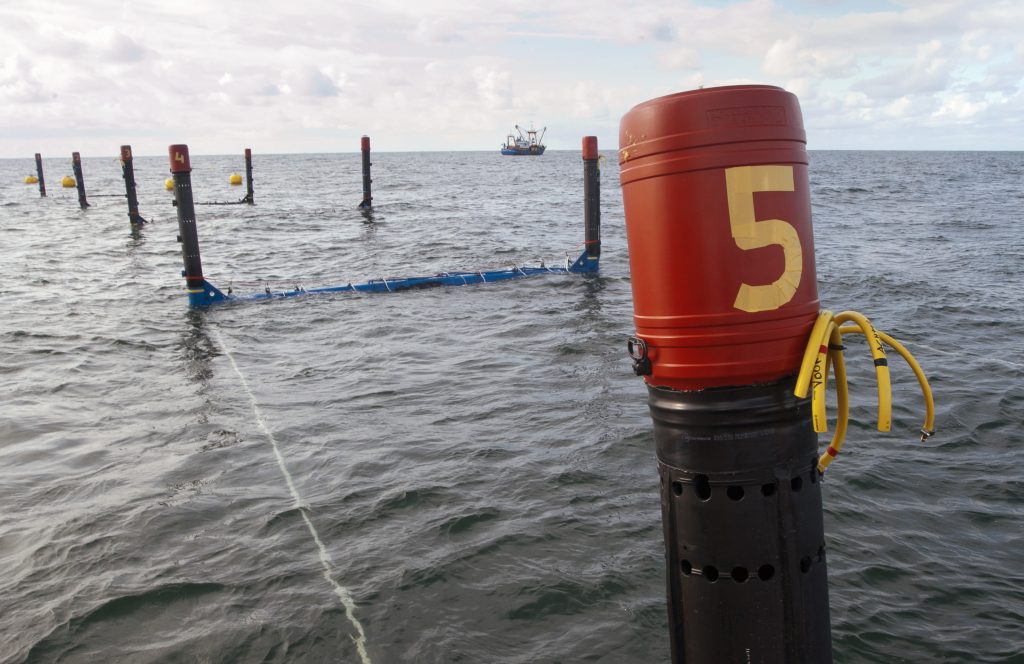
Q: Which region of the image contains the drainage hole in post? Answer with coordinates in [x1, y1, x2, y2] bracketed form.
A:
[695, 474, 711, 501]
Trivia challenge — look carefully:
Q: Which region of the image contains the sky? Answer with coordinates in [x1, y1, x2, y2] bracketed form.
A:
[1, 0, 1021, 157]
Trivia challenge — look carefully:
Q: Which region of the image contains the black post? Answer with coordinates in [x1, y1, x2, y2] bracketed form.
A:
[243, 148, 254, 204]
[358, 135, 372, 208]
[34, 153, 46, 197]
[619, 85, 832, 663]
[582, 136, 601, 259]
[169, 145, 205, 302]
[72, 152, 89, 208]
[650, 382, 831, 663]
[120, 145, 146, 226]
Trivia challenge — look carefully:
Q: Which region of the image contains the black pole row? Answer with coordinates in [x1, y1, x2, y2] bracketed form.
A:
[37, 146, 258, 229]
[167, 136, 597, 300]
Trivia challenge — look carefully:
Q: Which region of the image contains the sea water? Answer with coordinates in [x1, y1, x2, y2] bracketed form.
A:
[0, 149, 1021, 663]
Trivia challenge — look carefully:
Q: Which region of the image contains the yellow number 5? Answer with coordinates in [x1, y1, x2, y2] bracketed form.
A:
[725, 165, 803, 313]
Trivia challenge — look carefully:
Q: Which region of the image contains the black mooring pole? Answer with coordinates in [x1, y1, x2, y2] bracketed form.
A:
[243, 148, 254, 204]
[169, 145, 206, 303]
[649, 383, 831, 662]
[34, 153, 46, 197]
[619, 85, 832, 663]
[358, 135, 372, 209]
[582, 136, 601, 259]
[72, 152, 89, 208]
[120, 145, 146, 226]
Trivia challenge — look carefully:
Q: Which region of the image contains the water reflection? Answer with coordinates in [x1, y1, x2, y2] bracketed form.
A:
[575, 273, 607, 317]
[179, 309, 218, 389]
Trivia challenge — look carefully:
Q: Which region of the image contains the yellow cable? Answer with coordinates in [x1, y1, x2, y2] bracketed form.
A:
[795, 310, 935, 474]
[817, 324, 850, 472]
[795, 310, 834, 398]
[833, 311, 892, 432]
[839, 325, 935, 442]
[811, 321, 835, 432]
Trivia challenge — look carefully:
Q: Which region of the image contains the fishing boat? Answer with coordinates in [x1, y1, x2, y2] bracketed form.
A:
[501, 125, 546, 155]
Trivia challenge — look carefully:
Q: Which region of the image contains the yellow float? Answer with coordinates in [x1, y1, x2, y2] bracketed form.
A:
[165, 178, 174, 191]
[61, 175, 76, 188]
[229, 173, 243, 185]
[24, 175, 38, 184]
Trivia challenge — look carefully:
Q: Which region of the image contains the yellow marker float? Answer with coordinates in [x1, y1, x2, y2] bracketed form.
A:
[228, 173, 242, 185]
[61, 175, 76, 188]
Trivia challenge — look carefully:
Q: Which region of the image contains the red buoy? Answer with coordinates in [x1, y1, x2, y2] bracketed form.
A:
[581, 135, 598, 161]
[619, 85, 819, 390]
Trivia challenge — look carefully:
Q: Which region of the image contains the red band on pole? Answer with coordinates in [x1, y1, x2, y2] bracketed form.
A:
[582, 136, 598, 160]
[120, 145, 132, 161]
[168, 144, 192, 173]
[361, 135, 370, 151]
[72, 152, 81, 163]
[826, 446, 838, 457]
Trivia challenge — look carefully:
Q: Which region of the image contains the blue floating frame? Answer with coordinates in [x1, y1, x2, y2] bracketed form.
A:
[187, 249, 599, 308]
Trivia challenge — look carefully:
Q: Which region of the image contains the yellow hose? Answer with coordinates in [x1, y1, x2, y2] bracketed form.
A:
[795, 310, 834, 398]
[833, 311, 892, 432]
[839, 325, 935, 442]
[817, 324, 849, 472]
[811, 321, 835, 432]
[794, 310, 934, 474]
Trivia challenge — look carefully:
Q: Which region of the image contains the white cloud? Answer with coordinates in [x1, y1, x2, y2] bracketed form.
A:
[763, 37, 857, 79]
[933, 93, 989, 120]
[0, 0, 1022, 155]
[657, 47, 700, 71]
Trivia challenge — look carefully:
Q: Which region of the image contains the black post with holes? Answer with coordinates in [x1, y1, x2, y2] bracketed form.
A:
[649, 380, 832, 663]
[243, 148, 254, 204]
[168, 145, 205, 294]
[72, 152, 89, 208]
[358, 135, 372, 208]
[35, 153, 46, 197]
[120, 145, 146, 226]
[582, 136, 601, 259]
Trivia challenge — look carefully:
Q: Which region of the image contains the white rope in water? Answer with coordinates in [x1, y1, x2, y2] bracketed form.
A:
[212, 327, 372, 664]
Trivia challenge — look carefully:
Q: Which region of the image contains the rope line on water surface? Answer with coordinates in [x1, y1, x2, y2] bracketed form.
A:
[196, 199, 249, 206]
[212, 327, 372, 664]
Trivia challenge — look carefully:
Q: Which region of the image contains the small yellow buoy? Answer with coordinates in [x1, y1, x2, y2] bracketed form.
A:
[62, 175, 76, 188]
[24, 175, 38, 184]
[229, 173, 243, 185]
[165, 178, 174, 191]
